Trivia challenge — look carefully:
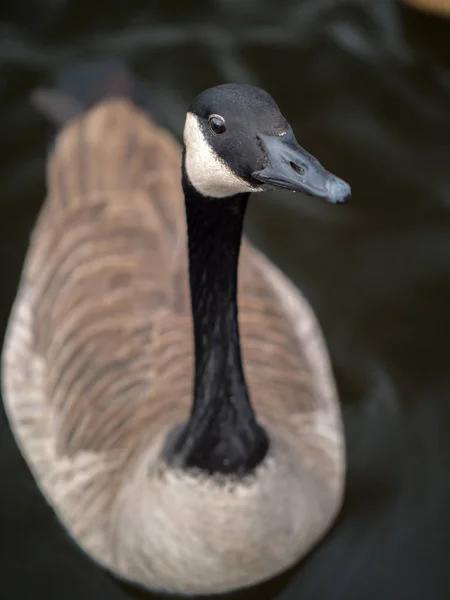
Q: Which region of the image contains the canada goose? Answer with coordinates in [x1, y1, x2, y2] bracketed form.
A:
[1, 63, 349, 596]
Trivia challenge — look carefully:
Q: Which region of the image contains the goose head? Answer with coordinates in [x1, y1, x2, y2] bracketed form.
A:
[183, 82, 351, 203]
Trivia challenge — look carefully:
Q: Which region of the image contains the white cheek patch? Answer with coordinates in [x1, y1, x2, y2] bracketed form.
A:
[183, 112, 263, 199]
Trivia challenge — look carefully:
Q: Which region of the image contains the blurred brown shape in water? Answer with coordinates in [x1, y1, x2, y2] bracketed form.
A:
[401, 0, 450, 17]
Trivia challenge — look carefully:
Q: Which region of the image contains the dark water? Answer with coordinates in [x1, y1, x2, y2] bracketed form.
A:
[1, 1, 450, 599]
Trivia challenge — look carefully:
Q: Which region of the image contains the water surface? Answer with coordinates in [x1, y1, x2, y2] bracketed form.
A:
[1, 1, 450, 599]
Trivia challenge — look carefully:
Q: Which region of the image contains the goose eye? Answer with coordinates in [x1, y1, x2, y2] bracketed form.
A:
[208, 114, 226, 134]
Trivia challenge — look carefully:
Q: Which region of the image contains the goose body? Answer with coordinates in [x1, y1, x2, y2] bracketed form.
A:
[2, 66, 347, 595]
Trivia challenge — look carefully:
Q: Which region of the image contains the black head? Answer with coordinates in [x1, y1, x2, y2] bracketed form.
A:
[183, 83, 351, 203]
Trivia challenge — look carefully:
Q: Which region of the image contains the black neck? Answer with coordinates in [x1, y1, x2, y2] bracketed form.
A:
[169, 164, 269, 475]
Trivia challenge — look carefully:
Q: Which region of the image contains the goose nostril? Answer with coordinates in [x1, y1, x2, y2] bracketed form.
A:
[289, 161, 305, 176]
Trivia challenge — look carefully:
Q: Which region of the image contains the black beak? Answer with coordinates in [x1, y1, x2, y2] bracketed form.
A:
[252, 128, 351, 204]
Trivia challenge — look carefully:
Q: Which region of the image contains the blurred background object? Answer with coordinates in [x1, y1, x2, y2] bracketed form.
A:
[401, 0, 450, 17]
[0, 1, 450, 600]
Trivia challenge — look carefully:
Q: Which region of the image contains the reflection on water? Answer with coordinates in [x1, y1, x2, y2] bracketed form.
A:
[1, 1, 450, 599]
